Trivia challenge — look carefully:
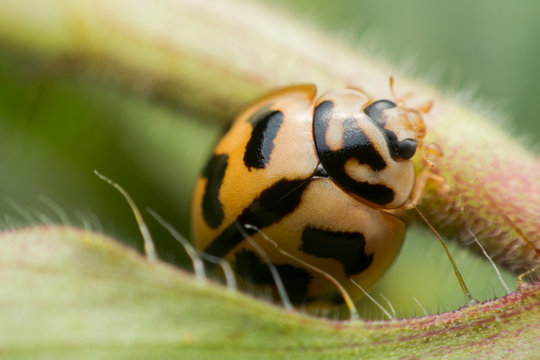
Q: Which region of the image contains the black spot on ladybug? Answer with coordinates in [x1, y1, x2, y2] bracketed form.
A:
[364, 100, 410, 161]
[313, 102, 386, 171]
[363, 99, 396, 126]
[235, 249, 312, 305]
[204, 178, 310, 259]
[397, 138, 417, 159]
[244, 109, 284, 169]
[308, 291, 346, 305]
[235, 250, 271, 284]
[342, 117, 386, 171]
[301, 226, 373, 276]
[238, 178, 309, 229]
[381, 128, 400, 160]
[352, 182, 395, 205]
[313, 101, 395, 205]
[202, 153, 228, 228]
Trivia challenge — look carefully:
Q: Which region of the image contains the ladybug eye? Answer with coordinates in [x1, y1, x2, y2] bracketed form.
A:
[364, 99, 396, 126]
[397, 138, 417, 159]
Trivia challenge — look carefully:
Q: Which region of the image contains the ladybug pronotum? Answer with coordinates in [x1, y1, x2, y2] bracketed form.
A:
[191, 83, 437, 310]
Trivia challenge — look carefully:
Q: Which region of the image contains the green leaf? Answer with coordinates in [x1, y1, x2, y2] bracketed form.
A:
[1, 226, 539, 359]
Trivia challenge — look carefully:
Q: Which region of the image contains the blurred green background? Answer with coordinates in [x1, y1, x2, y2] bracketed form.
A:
[275, 0, 540, 143]
[0, 0, 537, 319]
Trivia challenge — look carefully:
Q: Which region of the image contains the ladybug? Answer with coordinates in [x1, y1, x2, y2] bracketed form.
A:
[191, 83, 438, 311]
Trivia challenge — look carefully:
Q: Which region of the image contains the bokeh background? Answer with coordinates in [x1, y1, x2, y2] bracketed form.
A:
[276, 0, 540, 143]
[0, 0, 538, 319]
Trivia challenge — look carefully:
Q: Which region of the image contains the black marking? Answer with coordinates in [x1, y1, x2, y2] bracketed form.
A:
[313, 101, 386, 171]
[342, 117, 386, 171]
[204, 178, 310, 259]
[301, 226, 373, 276]
[313, 100, 394, 205]
[382, 128, 400, 160]
[364, 100, 400, 160]
[201, 153, 228, 228]
[363, 99, 396, 126]
[364, 99, 417, 161]
[307, 291, 346, 305]
[397, 138, 417, 159]
[348, 182, 394, 205]
[235, 250, 312, 305]
[244, 109, 284, 169]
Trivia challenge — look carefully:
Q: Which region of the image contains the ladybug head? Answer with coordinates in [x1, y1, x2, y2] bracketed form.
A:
[362, 99, 421, 161]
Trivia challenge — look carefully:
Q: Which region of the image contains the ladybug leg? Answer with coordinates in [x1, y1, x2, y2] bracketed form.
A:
[414, 99, 434, 114]
[419, 142, 443, 167]
[405, 169, 448, 209]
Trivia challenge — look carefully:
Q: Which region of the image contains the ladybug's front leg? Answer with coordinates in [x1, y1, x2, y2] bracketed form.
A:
[405, 169, 448, 209]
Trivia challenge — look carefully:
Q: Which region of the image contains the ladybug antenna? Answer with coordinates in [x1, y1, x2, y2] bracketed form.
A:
[389, 76, 397, 101]
[388, 76, 413, 106]
[244, 224, 360, 320]
[389, 77, 433, 117]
